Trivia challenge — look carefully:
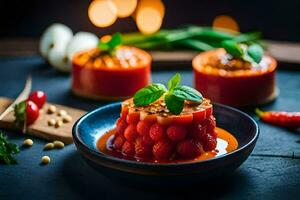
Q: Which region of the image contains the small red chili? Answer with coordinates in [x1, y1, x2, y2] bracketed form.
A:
[255, 108, 300, 128]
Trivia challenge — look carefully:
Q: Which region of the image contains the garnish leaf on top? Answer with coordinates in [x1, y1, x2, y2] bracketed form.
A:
[221, 40, 243, 58]
[168, 73, 181, 91]
[98, 33, 122, 55]
[222, 40, 264, 64]
[133, 84, 167, 106]
[173, 86, 203, 102]
[164, 94, 184, 115]
[0, 132, 20, 165]
[247, 44, 264, 63]
[133, 73, 203, 115]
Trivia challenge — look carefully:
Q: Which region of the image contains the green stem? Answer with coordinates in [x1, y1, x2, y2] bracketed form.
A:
[255, 108, 264, 118]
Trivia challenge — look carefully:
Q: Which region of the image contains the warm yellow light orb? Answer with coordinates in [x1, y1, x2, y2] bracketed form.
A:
[212, 15, 240, 33]
[136, 0, 165, 34]
[112, 0, 138, 18]
[88, 0, 118, 27]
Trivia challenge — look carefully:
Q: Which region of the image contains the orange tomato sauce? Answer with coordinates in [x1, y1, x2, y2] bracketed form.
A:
[97, 127, 238, 163]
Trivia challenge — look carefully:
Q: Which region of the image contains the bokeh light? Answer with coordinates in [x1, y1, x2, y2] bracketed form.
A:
[136, 0, 165, 34]
[112, 0, 138, 18]
[88, 0, 118, 27]
[212, 15, 239, 33]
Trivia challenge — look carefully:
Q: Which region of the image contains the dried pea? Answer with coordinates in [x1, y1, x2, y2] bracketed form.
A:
[47, 105, 57, 114]
[41, 156, 50, 165]
[44, 143, 54, 150]
[23, 139, 33, 146]
[53, 140, 65, 149]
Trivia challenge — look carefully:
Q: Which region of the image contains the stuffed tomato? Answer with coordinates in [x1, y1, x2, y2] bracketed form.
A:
[72, 46, 151, 100]
[97, 73, 238, 163]
[106, 98, 217, 162]
[193, 49, 277, 107]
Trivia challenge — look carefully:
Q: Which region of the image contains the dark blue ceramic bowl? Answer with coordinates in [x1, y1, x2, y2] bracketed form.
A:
[72, 102, 259, 186]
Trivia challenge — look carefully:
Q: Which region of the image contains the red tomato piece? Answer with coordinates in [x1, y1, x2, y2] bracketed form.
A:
[113, 135, 125, 150]
[126, 111, 140, 124]
[166, 125, 187, 142]
[124, 124, 138, 141]
[152, 140, 174, 160]
[157, 116, 173, 125]
[28, 91, 47, 109]
[149, 123, 165, 142]
[122, 141, 135, 156]
[188, 122, 207, 140]
[120, 105, 129, 119]
[140, 111, 157, 124]
[205, 105, 213, 117]
[172, 114, 193, 125]
[176, 139, 201, 159]
[192, 108, 206, 123]
[26, 100, 39, 125]
[136, 121, 151, 136]
[135, 138, 152, 158]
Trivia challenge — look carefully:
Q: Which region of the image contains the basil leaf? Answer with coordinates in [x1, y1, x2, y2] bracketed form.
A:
[247, 44, 263, 63]
[168, 73, 181, 91]
[14, 101, 26, 122]
[108, 33, 122, 49]
[221, 40, 243, 57]
[173, 86, 203, 102]
[98, 42, 109, 51]
[164, 94, 184, 115]
[98, 33, 122, 54]
[134, 83, 167, 106]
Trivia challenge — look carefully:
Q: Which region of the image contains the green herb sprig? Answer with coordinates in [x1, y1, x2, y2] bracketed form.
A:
[98, 33, 122, 55]
[221, 40, 264, 64]
[133, 73, 203, 115]
[0, 133, 20, 165]
[121, 25, 262, 52]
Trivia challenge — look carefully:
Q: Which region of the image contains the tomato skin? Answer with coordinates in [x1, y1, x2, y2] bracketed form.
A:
[157, 116, 173, 125]
[120, 105, 129, 119]
[192, 108, 206, 123]
[140, 111, 157, 124]
[26, 100, 39, 125]
[205, 105, 213, 117]
[28, 91, 47, 109]
[126, 111, 140, 124]
[172, 114, 193, 125]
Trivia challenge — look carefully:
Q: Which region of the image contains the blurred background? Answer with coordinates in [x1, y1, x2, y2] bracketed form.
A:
[1, 0, 299, 41]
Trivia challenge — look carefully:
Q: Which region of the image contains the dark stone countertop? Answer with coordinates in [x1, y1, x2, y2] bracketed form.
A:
[0, 56, 299, 200]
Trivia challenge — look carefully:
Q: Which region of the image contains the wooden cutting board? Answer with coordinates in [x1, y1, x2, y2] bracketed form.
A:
[0, 97, 86, 144]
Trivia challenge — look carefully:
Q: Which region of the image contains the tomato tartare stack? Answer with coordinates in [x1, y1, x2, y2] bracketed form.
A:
[193, 48, 277, 107]
[98, 73, 226, 162]
[111, 98, 216, 161]
[72, 34, 151, 100]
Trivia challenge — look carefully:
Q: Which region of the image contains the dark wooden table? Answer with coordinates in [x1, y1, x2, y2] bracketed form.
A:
[0, 40, 299, 200]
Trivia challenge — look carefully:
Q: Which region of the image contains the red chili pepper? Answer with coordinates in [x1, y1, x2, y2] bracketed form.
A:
[255, 108, 300, 128]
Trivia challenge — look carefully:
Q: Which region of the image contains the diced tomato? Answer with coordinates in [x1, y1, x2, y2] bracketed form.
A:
[189, 122, 206, 140]
[120, 105, 129, 119]
[157, 116, 173, 125]
[172, 114, 193, 125]
[205, 105, 213, 117]
[126, 111, 140, 124]
[115, 118, 127, 135]
[136, 121, 151, 136]
[124, 124, 138, 141]
[206, 115, 216, 134]
[192, 108, 206, 123]
[139, 111, 157, 124]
